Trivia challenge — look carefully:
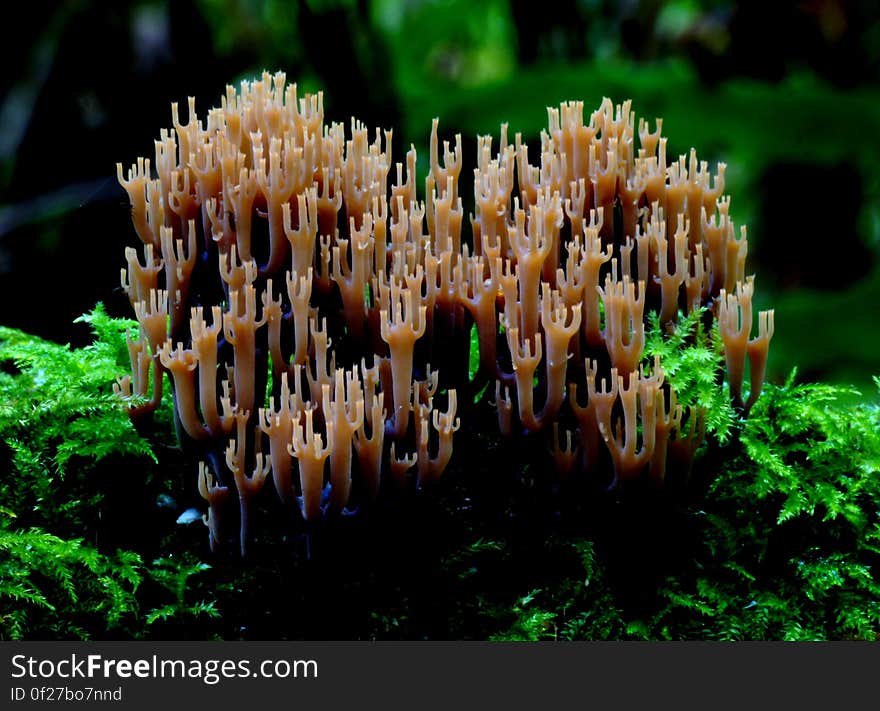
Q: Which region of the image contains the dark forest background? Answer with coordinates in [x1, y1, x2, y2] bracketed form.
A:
[2, 0, 879, 398]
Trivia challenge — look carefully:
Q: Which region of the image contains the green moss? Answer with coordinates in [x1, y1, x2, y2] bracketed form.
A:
[644, 307, 737, 442]
[0, 304, 165, 529]
[448, 372, 880, 641]
[1, 307, 877, 641]
[0, 305, 175, 640]
[0, 524, 143, 640]
[144, 556, 221, 630]
[626, 372, 880, 639]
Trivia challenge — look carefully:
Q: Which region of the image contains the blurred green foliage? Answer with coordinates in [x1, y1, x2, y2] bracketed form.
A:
[185, 0, 880, 398]
[3, 0, 879, 393]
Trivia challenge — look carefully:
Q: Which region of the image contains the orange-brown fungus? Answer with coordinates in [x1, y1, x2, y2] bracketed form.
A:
[117, 72, 772, 555]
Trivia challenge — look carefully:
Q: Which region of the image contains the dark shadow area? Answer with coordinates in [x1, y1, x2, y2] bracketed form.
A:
[756, 161, 872, 290]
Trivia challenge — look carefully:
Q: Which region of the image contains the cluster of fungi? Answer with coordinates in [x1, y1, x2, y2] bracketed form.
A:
[115, 71, 774, 555]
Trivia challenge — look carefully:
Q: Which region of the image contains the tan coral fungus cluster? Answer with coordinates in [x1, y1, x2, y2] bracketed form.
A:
[115, 71, 773, 555]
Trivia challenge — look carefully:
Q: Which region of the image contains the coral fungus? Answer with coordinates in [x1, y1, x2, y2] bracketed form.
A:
[116, 71, 772, 554]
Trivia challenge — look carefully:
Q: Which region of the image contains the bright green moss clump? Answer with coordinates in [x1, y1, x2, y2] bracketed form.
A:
[488, 373, 880, 641]
[0, 307, 217, 640]
[648, 372, 880, 640]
